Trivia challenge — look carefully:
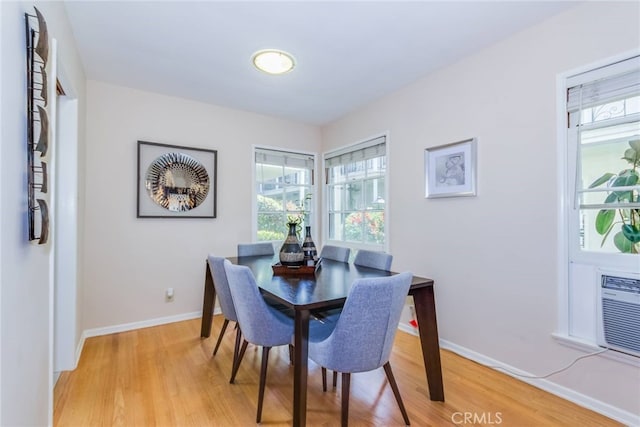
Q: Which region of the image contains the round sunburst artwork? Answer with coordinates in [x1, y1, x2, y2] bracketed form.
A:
[145, 152, 210, 212]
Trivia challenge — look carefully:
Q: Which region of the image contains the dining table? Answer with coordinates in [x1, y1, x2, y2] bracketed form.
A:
[200, 255, 444, 427]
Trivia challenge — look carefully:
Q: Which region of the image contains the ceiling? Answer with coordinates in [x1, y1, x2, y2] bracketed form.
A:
[64, 1, 578, 125]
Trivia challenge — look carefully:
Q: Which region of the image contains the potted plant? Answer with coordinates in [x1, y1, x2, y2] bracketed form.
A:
[590, 139, 640, 253]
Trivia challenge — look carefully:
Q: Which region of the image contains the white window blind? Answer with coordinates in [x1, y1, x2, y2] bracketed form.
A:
[324, 136, 386, 170]
[255, 148, 315, 172]
[567, 68, 640, 112]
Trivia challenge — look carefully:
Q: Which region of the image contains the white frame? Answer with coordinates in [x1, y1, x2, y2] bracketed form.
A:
[556, 50, 640, 343]
[251, 145, 318, 243]
[425, 137, 477, 198]
[322, 133, 390, 252]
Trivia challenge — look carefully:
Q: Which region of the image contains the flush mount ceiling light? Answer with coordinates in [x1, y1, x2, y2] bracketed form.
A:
[252, 49, 295, 75]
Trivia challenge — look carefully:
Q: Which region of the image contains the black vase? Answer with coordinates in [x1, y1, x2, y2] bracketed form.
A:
[302, 226, 318, 265]
[279, 222, 304, 266]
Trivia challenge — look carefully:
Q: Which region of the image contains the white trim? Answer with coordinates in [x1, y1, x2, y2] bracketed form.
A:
[556, 66, 570, 336]
[395, 325, 639, 424]
[83, 310, 207, 338]
[556, 49, 640, 341]
[47, 38, 58, 427]
[552, 333, 640, 367]
[251, 144, 319, 243]
[398, 322, 419, 337]
[321, 131, 390, 252]
[77, 308, 222, 374]
[440, 339, 640, 426]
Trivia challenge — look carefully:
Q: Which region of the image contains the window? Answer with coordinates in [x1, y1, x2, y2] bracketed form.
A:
[254, 148, 315, 241]
[558, 55, 640, 352]
[324, 136, 387, 250]
[568, 58, 640, 255]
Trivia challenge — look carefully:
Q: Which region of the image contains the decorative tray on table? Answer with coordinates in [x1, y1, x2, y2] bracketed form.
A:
[272, 259, 321, 276]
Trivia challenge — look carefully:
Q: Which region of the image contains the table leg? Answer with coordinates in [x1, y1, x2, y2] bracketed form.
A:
[293, 309, 310, 427]
[200, 261, 216, 338]
[412, 286, 445, 401]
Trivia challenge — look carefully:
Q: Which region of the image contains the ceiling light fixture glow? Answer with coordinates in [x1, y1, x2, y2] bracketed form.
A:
[252, 49, 295, 75]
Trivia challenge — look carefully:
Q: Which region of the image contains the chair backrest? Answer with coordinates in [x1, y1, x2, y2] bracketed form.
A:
[353, 250, 393, 271]
[223, 260, 293, 347]
[237, 242, 274, 257]
[319, 245, 350, 263]
[313, 272, 412, 373]
[207, 255, 237, 322]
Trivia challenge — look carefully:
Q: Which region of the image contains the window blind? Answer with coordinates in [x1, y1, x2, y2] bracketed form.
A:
[324, 136, 386, 168]
[255, 148, 314, 169]
[567, 57, 640, 113]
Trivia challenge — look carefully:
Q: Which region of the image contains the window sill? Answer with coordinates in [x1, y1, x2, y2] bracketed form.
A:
[551, 333, 640, 367]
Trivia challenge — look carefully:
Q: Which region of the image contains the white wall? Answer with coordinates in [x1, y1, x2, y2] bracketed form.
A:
[322, 1, 640, 420]
[82, 81, 321, 330]
[0, 1, 85, 425]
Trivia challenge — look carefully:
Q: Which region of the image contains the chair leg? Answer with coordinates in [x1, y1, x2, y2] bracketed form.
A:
[333, 370, 338, 389]
[256, 346, 271, 424]
[230, 339, 248, 384]
[321, 367, 327, 392]
[212, 318, 230, 356]
[229, 326, 242, 382]
[288, 343, 294, 365]
[383, 362, 410, 425]
[341, 372, 350, 427]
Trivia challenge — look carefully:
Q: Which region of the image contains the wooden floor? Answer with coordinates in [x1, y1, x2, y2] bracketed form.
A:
[54, 317, 621, 426]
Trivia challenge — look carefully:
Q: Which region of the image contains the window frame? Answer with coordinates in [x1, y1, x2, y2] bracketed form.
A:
[556, 52, 640, 344]
[322, 134, 390, 253]
[252, 145, 318, 243]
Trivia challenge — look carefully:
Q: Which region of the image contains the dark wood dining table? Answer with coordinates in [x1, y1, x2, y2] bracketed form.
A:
[200, 255, 444, 427]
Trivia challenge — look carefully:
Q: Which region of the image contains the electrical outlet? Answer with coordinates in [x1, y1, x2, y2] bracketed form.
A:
[166, 288, 174, 302]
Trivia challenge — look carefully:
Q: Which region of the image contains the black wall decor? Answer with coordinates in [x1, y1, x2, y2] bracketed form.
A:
[25, 7, 50, 244]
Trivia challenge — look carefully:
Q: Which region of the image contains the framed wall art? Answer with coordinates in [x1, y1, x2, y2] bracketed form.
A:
[137, 141, 217, 218]
[425, 137, 477, 198]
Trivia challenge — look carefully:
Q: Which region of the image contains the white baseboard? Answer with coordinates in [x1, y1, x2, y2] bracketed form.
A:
[398, 322, 419, 336]
[439, 339, 640, 426]
[76, 309, 223, 367]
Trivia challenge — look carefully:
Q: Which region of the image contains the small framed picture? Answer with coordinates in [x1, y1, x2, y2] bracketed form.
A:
[425, 138, 477, 198]
[137, 140, 217, 218]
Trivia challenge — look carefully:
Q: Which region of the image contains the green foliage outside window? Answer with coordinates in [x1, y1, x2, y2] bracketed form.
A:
[344, 211, 385, 244]
[257, 194, 311, 241]
[590, 139, 640, 254]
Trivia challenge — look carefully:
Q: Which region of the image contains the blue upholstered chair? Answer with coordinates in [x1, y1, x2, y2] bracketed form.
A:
[223, 260, 294, 423]
[353, 249, 393, 271]
[237, 242, 274, 257]
[319, 245, 351, 263]
[309, 272, 413, 426]
[207, 255, 243, 381]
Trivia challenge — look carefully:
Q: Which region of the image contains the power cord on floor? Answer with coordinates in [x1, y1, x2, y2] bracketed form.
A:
[488, 348, 609, 379]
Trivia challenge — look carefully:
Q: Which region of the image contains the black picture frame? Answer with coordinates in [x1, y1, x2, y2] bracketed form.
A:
[137, 140, 217, 218]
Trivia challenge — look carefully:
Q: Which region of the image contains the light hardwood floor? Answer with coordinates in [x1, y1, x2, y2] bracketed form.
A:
[54, 317, 621, 426]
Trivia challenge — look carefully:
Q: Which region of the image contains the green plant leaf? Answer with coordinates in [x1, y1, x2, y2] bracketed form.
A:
[629, 139, 640, 153]
[588, 173, 614, 188]
[595, 209, 615, 235]
[623, 148, 639, 164]
[613, 231, 635, 253]
[604, 192, 618, 203]
[612, 172, 638, 187]
[622, 224, 640, 243]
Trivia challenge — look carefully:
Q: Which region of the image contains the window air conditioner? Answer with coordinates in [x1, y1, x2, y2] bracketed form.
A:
[596, 270, 640, 358]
